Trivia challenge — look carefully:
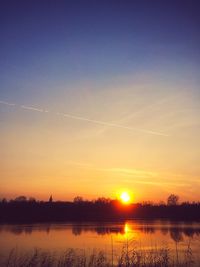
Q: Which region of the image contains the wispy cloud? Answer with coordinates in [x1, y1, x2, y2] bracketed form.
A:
[133, 180, 189, 187]
[0, 100, 169, 136]
[99, 167, 157, 178]
[65, 161, 93, 168]
[97, 167, 193, 188]
[116, 96, 173, 125]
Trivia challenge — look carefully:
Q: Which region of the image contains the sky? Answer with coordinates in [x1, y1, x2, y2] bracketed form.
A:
[0, 0, 200, 202]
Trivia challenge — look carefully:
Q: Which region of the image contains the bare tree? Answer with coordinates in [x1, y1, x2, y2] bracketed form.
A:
[95, 197, 111, 204]
[73, 196, 83, 203]
[167, 194, 179, 206]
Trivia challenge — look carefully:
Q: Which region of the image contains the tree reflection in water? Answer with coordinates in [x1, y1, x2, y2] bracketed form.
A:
[0, 222, 200, 241]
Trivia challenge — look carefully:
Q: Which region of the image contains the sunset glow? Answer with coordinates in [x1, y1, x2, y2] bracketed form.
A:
[120, 192, 131, 204]
[0, 1, 200, 267]
[0, 1, 199, 203]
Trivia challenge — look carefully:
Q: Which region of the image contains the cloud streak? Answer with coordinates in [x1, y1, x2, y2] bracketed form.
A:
[0, 100, 169, 136]
[98, 167, 158, 178]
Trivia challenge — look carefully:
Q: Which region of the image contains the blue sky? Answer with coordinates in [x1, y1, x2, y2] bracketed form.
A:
[0, 0, 199, 103]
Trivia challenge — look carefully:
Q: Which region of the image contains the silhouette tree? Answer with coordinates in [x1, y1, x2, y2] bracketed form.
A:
[14, 196, 27, 202]
[95, 197, 111, 204]
[29, 197, 36, 202]
[1, 198, 7, 203]
[167, 194, 179, 206]
[73, 196, 83, 203]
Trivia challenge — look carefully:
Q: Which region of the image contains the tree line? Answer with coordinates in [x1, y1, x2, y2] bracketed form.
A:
[0, 194, 200, 223]
[0, 193, 197, 206]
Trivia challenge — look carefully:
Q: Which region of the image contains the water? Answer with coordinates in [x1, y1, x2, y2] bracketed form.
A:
[1, 220, 200, 265]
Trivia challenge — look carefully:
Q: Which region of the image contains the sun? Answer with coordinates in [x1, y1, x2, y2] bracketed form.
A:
[120, 191, 131, 204]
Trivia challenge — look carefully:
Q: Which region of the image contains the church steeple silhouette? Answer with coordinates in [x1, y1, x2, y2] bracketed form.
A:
[49, 195, 53, 203]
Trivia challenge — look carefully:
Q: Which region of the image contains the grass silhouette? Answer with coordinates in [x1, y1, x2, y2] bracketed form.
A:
[2, 242, 195, 267]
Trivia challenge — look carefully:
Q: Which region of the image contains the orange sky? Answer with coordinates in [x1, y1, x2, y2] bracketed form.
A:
[1, 74, 200, 202]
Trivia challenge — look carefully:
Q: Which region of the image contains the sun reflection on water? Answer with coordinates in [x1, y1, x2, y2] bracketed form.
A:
[124, 223, 130, 234]
[123, 223, 139, 241]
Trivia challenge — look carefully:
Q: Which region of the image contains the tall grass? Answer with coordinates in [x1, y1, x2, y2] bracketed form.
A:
[1, 244, 196, 267]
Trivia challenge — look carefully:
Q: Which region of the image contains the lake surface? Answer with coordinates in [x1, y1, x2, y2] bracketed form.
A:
[1, 220, 200, 265]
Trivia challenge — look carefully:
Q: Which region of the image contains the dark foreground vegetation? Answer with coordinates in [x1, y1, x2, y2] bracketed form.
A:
[0, 195, 200, 223]
[0, 244, 195, 267]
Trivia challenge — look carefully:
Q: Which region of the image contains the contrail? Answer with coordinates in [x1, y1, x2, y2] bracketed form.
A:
[60, 112, 168, 136]
[0, 100, 169, 136]
[0, 100, 16, 106]
[21, 105, 44, 113]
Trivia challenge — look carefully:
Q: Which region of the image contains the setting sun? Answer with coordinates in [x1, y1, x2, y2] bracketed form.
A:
[120, 192, 131, 204]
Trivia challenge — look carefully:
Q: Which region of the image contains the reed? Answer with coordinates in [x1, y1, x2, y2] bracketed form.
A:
[1, 244, 196, 267]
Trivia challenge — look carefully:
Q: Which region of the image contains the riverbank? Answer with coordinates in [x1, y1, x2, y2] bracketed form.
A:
[1, 200, 200, 223]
